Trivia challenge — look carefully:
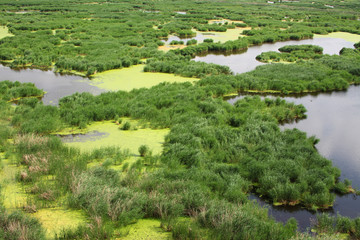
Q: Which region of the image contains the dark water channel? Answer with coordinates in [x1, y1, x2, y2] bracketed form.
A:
[0, 65, 104, 105]
[194, 37, 355, 74]
[228, 86, 360, 230]
[1, 36, 359, 230]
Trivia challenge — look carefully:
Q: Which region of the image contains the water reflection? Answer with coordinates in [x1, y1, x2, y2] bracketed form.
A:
[0, 65, 104, 105]
[230, 85, 360, 229]
[195, 38, 355, 74]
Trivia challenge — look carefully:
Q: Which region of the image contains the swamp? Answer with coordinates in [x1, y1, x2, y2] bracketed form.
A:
[1, 0, 360, 239]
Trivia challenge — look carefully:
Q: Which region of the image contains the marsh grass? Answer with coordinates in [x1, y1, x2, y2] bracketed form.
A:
[0, 203, 45, 240]
[314, 213, 360, 238]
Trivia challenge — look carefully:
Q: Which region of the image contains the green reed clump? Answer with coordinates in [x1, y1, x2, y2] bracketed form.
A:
[12, 104, 63, 134]
[14, 133, 86, 196]
[256, 45, 324, 63]
[0, 206, 46, 240]
[171, 219, 207, 240]
[314, 213, 360, 238]
[121, 121, 131, 130]
[0, 81, 44, 102]
[69, 167, 147, 224]
[197, 200, 297, 240]
[138, 145, 150, 158]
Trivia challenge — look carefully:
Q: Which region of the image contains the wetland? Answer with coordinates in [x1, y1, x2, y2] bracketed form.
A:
[1, 0, 360, 239]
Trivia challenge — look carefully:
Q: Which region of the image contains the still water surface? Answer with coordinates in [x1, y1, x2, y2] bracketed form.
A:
[0, 66, 104, 105]
[228, 86, 360, 230]
[194, 37, 355, 74]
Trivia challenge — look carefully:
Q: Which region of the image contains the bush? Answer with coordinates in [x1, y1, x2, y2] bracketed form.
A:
[121, 121, 131, 130]
[138, 145, 150, 157]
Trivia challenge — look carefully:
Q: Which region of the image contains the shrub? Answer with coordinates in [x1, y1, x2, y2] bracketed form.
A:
[138, 145, 150, 157]
[121, 121, 131, 130]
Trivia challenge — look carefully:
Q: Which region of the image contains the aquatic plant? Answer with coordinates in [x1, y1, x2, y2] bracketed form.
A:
[138, 145, 150, 157]
[121, 122, 131, 131]
[0, 206, 46, 240]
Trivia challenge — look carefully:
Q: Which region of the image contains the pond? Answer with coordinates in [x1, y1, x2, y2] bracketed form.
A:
[194, 37, 356, 74]
[228, 85, 360, 230]
[0, 65, 104, 105]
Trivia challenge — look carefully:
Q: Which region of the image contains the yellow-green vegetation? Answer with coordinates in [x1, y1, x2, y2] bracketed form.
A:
[63, 120, 169, 154]
[32, 207, 87, 238]
[0, 26, 13, 39]
[0, 153, 87, 238]
[115, 219, 171, 240]
[196, 28, 250, 43]
[91, 65, 198, 91]
[208, 19, 245, 25]
[0, 155, 28, 211]
[314, 32, 360, 43]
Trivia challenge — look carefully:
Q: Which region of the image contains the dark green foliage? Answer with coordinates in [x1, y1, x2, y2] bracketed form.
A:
[256, 45, 324, 63]
[355, 41, 360, 49]
[12, 104, 62, 133]
[0, 80, 43, 101]
[334, 179, 353, 194]
[170, 40, 184, 45]
[138, 144, 149, 157]
[144, 52, 231, 77]
[279, 45, 323, 54]
[314, 213, 360, 238]
[197, 200, 297, 240]
[121, 121, 131, 130]
[186, 39, 197, 45]
[172, 219, 206, 240]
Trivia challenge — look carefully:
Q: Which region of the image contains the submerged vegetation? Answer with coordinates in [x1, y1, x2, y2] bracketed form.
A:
[1, 0, 360, 239]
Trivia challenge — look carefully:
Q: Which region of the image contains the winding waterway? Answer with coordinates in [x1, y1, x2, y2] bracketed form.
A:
[1, 34, 360, 230]
[194, 37, 356, 74]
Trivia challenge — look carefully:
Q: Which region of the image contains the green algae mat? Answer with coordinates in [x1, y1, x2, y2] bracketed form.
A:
[115, 219, 171, 240]
[91, 65, 197, 92]
[62, 120, 169, 155]
[0, 26, 13, 39]
[314, 32, 360, 43]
